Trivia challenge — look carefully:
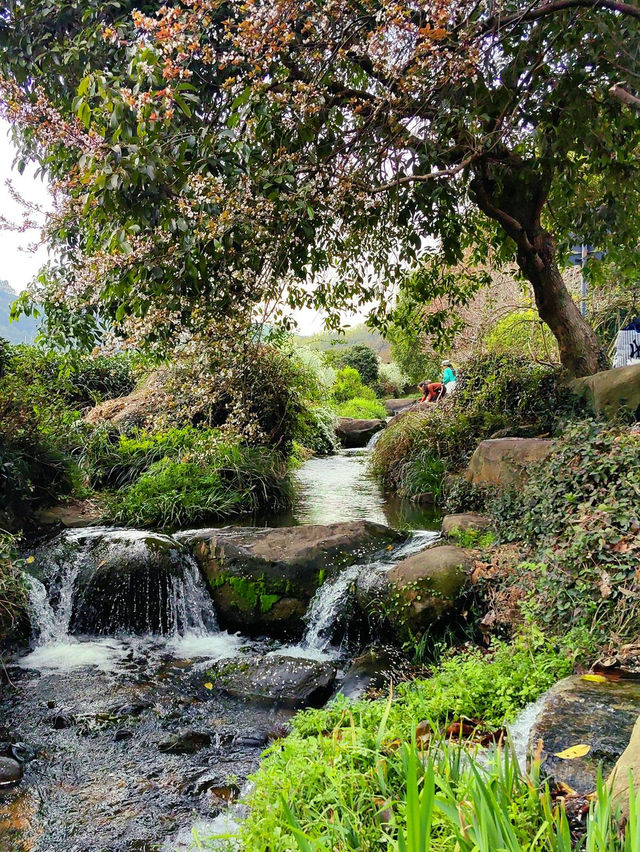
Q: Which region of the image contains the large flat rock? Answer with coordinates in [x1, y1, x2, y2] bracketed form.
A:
[529, 675, 640, 795]
[335, 418, 385, 448]
[181, 522, 404, 639]
[465, 438, 554, 488]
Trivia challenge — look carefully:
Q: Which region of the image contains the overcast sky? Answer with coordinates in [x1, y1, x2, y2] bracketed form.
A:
[0, 118, 368, 335]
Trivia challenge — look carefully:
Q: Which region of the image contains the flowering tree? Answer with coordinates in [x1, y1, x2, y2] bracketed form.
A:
[1, 0, 639, 374]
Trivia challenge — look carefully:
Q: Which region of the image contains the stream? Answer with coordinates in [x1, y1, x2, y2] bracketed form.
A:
[0, 449, 440, 852]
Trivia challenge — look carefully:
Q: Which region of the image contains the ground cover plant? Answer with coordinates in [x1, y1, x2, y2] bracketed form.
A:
[0, 533, 27, 643]
[231, 633, 574, 851]
[492, 420, 640, 644]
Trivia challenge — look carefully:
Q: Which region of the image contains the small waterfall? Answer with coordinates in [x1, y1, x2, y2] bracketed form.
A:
[366, 430, 383, 450]
[301, 563, 363, 652]
[24, 528, 219, 642]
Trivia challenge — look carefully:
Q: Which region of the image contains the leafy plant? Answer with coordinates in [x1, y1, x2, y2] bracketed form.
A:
[331, 367, 376, 404]
[336, 397, 387, 420]
[0, 532, 27, 641]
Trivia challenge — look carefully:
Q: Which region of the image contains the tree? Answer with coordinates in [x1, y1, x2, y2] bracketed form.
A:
[2, 0, 639, 374]
[328, 344, 380, 386]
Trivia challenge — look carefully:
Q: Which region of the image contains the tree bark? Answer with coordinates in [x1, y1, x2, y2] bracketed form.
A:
[470, 160, 609, 377]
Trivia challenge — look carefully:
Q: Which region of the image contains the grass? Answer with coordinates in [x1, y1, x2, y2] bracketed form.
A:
[229, 632, 574, 851]
[336, 397, 387, 420]
[0, 532, 27, 641]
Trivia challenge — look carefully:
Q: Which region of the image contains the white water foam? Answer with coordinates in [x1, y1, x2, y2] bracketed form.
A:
[19, 637, 129, 672]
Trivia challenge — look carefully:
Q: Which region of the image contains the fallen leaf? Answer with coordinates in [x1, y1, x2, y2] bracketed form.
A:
[555, 781, 578, 797]
[581, 673, 609, 683]
[554, 744, 591, 759]
[204, 682, 213, 690]
[599, 572, 612, 599]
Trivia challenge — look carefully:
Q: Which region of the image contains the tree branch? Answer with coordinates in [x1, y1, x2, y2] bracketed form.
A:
[482, 0, 640, 32]
[609, 83, 640, 108]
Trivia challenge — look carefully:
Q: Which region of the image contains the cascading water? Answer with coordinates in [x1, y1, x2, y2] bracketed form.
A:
[300, 529, 440, 654]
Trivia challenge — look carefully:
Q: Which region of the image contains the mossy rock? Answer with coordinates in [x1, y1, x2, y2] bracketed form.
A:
[181, 521, 404, 640]
[213, 655, 337, 708]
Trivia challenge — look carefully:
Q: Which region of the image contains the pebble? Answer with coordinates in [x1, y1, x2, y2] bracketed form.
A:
[0, 756, 23, 787]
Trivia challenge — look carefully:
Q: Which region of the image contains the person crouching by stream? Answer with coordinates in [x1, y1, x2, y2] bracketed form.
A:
[418, 379, 446, 403]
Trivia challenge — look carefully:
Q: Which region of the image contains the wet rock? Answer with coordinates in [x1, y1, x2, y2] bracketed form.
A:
[465, 438, 554, 488]
[529, 675, 640, 795]
[47, 713, 75, 730]
[35, 499, 103, 529]
[0, 757, 23, 787]
[385, 398, 417, 414]
[30, 528, 198, 636]
[570, 363, 640, 421]
[158, 730, 212, 755]
[214, 655, 337, 708]
[338, 648, 401, 700]
[182, 521, 403, 639]
[441, 513, 492, 536]
[335, 418, 385, 448]
[113, 729, 133, 742]
[108, 700, 153, 717]
[381, 545, 471, 639]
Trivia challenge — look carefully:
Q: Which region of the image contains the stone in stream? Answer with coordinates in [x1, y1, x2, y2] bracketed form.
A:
[356, 545, 471, 640]
[528, 675, 640, 795]
[214, 655, 337, 708]
[384, 398, 418, 414]
[180, 521, 404, 639]
[158, 730, 212, 755]
[335, 417, 385, 448]
[465, 438, 554, 488]
[338, 647, 405, 701]
[0, 756, 23, 787]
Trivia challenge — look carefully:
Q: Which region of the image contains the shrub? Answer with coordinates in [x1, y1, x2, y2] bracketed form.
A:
[329, 343, 380, 386]
[0, 532, 27, 642]
[331, 366, 376, 403]
[482, 309, 559, 362]
[493, 420, 640, 641]
[336, 397, 387, 420]
[378, 361, 411, 397]
[294, 405, 338, 455]
[105, 436, 294, 528]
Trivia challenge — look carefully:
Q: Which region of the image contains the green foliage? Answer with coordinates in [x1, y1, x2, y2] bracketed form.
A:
[238, 633, 573, 850]
[483, 309, 559, 362]
[378, 361, 412, 397]
[493, 420, 640, 642]
[0, 532, 28, 641]
[331, 367, 376, 404]
[397, 451, 447, 503]
[327, 344, 380, 387]
[294, 406, 338, 456]
[336, 398, 387, 420]
[104, 435, 293, 528]
[385, 289, 441, 385]
[447, 527, 496, 549]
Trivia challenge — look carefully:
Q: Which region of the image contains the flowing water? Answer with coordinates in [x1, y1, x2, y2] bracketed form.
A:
[0, 448, 440, 851]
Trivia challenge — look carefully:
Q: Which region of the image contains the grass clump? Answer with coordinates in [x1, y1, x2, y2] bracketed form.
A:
[104, 434, 293, 528]
[336, 397, 387, 420]
[235, 632, 573, 851]
[0, 532, 28, 641]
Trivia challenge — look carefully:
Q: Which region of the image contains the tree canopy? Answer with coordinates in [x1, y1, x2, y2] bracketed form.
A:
[1, 0, 639, 374]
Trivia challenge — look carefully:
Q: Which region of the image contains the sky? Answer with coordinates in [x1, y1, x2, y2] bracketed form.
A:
[0, 118, 368, 335]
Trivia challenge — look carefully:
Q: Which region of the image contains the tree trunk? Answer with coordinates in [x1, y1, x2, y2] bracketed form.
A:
[470, 160, 609, 378]
[516, 229, 610, 377]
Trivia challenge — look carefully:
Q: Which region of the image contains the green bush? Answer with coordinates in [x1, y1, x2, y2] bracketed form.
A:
[331, 366, 376, 403]
[493, 420, 640, 641]
[0, 532, 27, 642]
[328, 344, 380, 386]
[237, 632, 573, 851]
[336, 397, 387, 420]
[105, 436, 294, 528]
[295, 405, 338, 455]
[378, 361, 411, 397]
[483, 309, 559, 361]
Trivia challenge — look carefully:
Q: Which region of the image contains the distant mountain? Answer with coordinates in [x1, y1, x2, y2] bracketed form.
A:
[296, 324, 391, 362]
[0, 281, 40, 344]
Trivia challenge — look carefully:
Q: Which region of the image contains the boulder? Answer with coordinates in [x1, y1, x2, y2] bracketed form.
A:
[0, 757, 23, 787]
[158, 730, 212, 755]
[606, 715, 640, 819]
[214, 655, 337, 708]
[335, 418, 385, 448]
[528, 675, 640, 795]
[386, 545, 471, 635]
[84, 370, 167, 426]
[30, 528, 198, 635]
[570, 363, 640, 421]
[356, 545, 471, 639]
[182, 522, 403, 639]
[442, 513, 492, 536]
[465, 438, 554, 488]
[338, 647, 402, 701]
[35, 499, 103, 529]
[385, 398, 418, 414]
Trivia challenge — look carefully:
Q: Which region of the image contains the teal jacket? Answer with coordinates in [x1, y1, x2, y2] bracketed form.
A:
[442, 366, 456, 384]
